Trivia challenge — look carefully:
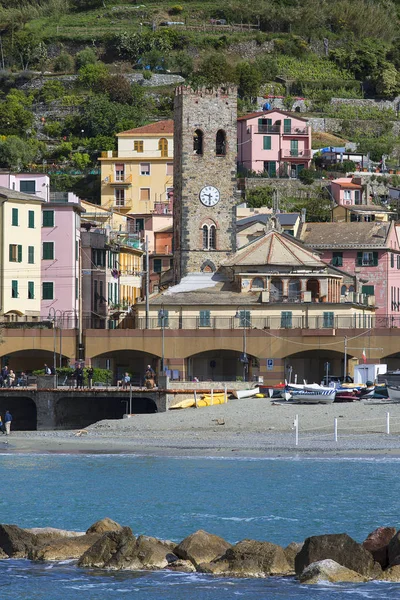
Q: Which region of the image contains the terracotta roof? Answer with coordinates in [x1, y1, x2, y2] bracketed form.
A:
[346, 204, 393, 213]
[237, 109, 308, 123]
[300, 222, 391, 248]
[337, 183, 362, 189]
[117, 120, 174, 136]
[224, 229, 326, 268]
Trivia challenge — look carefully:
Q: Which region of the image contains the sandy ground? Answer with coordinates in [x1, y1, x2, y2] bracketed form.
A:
[2, 397, 400, 456]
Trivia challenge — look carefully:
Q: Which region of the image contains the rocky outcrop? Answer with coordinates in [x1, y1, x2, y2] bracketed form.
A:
[295, 533, 381, 578]
[284, 542, 303, 571]
[299, 559, 368, 584]
[0, 524, 38, 558]
[29, 533, 101, 561]
[25, 527, 85, 540]
[78, 527, 137, 570]
[86, 518, 123, 535]
[174, 530, 231, 568]
[388, 530, 400, 566]
[382, 564, 400, 581]
[363, 527, 396, 569]
[135, 535, 177, 569]
[165, 558, 196, 573]
[199, 539, 291, 578]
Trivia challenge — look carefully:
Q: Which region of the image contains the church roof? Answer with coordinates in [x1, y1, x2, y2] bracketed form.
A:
[224, 229, 326, 268]
[237, 213, 300, 229]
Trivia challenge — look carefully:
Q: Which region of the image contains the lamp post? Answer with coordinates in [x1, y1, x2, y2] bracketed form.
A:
[158, 305, 166, 374]
[235, 309, 249, 382]
[47, 308, 63, 369]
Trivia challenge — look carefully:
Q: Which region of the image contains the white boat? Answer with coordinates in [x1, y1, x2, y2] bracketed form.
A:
[286, 388, 336, 404]
[234, 387, 260, 399]
[387, 386, 400, 402]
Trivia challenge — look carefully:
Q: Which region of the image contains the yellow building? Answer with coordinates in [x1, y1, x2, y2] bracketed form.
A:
[0, 187, 43, 319]
[100, 120, 174, 214]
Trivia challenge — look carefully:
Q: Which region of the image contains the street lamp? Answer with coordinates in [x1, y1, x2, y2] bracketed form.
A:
[47, 307, 63, 369]
[235, 308, 249, 382]
[158, 305, 166, 374]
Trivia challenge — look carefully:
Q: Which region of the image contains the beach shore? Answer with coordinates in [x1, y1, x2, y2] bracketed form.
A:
[2, 398, 400, 456]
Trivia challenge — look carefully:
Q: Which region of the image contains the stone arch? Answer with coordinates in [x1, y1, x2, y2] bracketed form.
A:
[251, 277, 264, 290]
[341, 284, 347, 295]
[186, 348, 259, 382]
[200, 260, 216, 273]
[284, 348, 354, 386]
[307, 278, 320, 301]
[216, 129, 227, 156]
[193, 129, 204, 155]
[201, 219, 217, 250]
[0, 396, 37, 430]
[288, 279, 301, 301]
[270, 278, 283, 301]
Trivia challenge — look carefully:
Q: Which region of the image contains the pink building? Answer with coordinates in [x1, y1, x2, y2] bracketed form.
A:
[331, 177, 363, 206]
[0, 173, 50, 201]
[237, 110, 312, 178]
[41, 194, 84, 327]
[330, 177, 394, 223]
[300, 221, 400, 318]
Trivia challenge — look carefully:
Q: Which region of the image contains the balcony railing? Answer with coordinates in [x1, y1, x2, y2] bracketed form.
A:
[257, 124, 280, 134]
[107, 174, 133, 185]
[280, 149, 312, 160]
[282, 127, 309, 136]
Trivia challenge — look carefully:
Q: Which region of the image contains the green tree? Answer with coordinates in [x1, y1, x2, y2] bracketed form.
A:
[71, 152, 91, 171]
[357, 134, 397, 162]
[102, 74, 133, 104]
[53, 52, 74, 73]
[375, 61, 400, 98]
[235, 62, 262, 100]
[293, 189, 331, 222]
[39, 80, 64, 103]
[174, 51, 193, 78]
[13, 31, 47, 71]
[246, 186, 274, 208]
[75, 47, 97, 70]
[71, 0, 105, 10]
[77, 62, 109, 91]
[0, 136, 42, 170]
[76, 95, 147, 137]
[198, 53, 235, 87]
[0, 90, 34, 136]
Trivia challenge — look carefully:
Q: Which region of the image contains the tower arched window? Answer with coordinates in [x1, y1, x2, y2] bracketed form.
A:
[202, 223, 217, 250]
[216, 129, 226, 156]
[193, 129, 203, 155]
[158, 138, 168, 157]
[251, 277, 264, 290]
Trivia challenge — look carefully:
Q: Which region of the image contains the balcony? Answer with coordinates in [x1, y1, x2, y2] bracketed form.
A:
[280, 149, 312, 160]
[257, 124, 280, 134]
[282, 127, 309, 136]
[107, 174, 132, 186]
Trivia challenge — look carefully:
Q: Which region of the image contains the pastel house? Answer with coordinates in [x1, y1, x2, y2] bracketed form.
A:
[331, 177, 394, 223]
[237, 110, 312, 178]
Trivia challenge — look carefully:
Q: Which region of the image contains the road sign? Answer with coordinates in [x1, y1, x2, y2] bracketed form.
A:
[267, 359, 274, 371]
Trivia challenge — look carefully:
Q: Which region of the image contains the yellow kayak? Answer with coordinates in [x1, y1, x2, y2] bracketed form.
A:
[197, 396, 226, 407]
[170, 399, 195, 409]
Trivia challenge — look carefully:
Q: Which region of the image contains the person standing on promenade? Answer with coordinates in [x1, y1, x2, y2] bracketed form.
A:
[7, 370, 16, 387]
[87, 367, 94, 389]
[1, 366, 9, 387]
[0, 414, 5, 434]
[74, 364, 84, 389]
[4, 411, 12, 435]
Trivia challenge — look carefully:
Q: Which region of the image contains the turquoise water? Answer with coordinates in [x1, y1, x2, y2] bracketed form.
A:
[1, 453, 400, 598]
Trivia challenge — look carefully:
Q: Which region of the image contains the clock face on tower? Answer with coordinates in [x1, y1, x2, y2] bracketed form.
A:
[199, 185, 220, 207]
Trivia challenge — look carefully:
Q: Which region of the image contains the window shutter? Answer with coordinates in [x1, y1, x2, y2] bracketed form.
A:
[356, 251, 362, 266]
[12, 208, 18, 226]
[284, 118, 291, 133]
[263, 136, 271, 150]
[323, 312, 334, 328]
[28, 246, 34, 264]
[200, 310, 210, 327]
[9, 245, 13, 261]
[281, 311, 292, 328]
[373, 252, 378, 266]
[18, 245, 22, 262]
[28, 210, 34, 228]
[12, 280, 18, 298]
[28, 281, 34, 299]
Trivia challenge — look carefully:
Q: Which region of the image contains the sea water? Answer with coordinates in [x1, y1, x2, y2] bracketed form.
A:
[0, 453, 399, 599]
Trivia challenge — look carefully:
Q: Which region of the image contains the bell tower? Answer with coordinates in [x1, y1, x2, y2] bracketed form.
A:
[173, 86, 237, 282]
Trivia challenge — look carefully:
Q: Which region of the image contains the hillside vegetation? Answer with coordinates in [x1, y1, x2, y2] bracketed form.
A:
[0, 0, 399, 200]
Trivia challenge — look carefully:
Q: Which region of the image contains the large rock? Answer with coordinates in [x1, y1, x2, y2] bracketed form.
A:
[299, 559, 368, 584]
[78, 527, 137, 570]
[295, 533, 380, 578]
[382, 564, 400, 581]
[26, 527, 85, 540]
[199, 539, 291, 578]
[29, 533, 101, 561]
[363, 527, 396, 569]
[86, 518, 123, 535]
[0, 524, 37, 558]
[284, 542, 303, 571]
[135, 535, 177, 569]
[165, 559, 196, 573]
[388, 530, 400, 566]
[174, 530, 231, 568]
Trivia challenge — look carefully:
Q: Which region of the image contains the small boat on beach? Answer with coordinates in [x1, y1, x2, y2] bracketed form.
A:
[285, 388, 336, 404]
[387, 385, 400, 402]
[233, 387, 260, 400]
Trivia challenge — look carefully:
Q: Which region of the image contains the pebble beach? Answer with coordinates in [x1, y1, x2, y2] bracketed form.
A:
[3, 397, 400, 455]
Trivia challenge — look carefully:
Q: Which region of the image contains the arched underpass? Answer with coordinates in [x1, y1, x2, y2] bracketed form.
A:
[0, 397, 37, 430]
[55, 396, 158, 429]
[1, 349, 70, 374]
[284, 349, 354, 385]
[186, 349, 260, 382]
[91, 350, 160, 386]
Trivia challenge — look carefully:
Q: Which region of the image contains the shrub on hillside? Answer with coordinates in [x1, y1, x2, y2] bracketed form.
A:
[168, 5, 183, 15]
[54, 52, 74, 73]
[75, 47, 97, 70]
